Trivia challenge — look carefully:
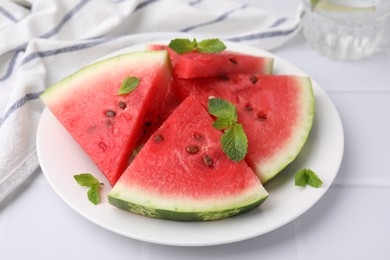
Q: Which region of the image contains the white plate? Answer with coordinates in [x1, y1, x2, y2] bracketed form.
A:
[36, 41, 344, 246]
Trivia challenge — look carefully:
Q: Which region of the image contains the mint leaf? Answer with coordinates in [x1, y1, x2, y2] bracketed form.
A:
[169, 38, 226, 54]
[221, 123, 248, 162]
[74, 173, 100, 187]
[197, 39, 226, 54]
[212, 116, 234, 130]
[294, 169, 307, 187]
[208, 98, 248, 162]
[306, 169, 323, 188]
[295, 169, 323, 188]
[74, 173, 103, 205]
[168, 38, 195, 54]
[118, 76, 140, 95]
[208, 98, 237, 122]
[87, 185, 101, 205]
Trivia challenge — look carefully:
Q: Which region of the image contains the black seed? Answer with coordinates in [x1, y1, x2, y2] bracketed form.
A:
[219, 75, 230, 81]
[193, 132, 204, 141]
[245, 104, 253, 112]
[203, 155, 213, 167]
[145, 121, 152, 126]
[143, 129, 147, 135]
[118, 102, 127, 109]
[154, 134, 164, 143]
[249, 75, 258, 84]
[186, 145, 199, 154]
[228, 58, 237, 64]
[106, 110, 116, 117]
[257, 112, 267, 121]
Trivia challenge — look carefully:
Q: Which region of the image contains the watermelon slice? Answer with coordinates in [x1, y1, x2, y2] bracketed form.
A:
[171, 74, 315, 184]
[148, 44, 274, 78]
[108, 96, 269, 221]
[40, 50, 172, 186]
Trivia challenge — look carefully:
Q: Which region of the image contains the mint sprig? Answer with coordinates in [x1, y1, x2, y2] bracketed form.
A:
[169, 38, 226, 55]
[74, 173, 104, 205]
[208, 98, 248, 162]
[294, 169, 323, 188]
[118, 76, 140, 95]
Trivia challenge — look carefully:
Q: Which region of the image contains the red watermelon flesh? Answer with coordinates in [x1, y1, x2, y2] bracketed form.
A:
[171, 74, 314, 184]
[108, 96, 268, 221]
[40, 50, 172, 186]
[134, 45, 275, 150]
[148, 44, 274, 79]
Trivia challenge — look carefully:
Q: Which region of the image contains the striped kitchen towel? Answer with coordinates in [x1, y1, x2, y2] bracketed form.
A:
[0, 0, 303, 202]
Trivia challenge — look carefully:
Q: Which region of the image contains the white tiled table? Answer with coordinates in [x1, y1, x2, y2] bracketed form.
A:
[1, 1, 389, 259]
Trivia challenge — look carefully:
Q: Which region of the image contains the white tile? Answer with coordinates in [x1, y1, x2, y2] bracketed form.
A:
[328, 92, 390, 186]
[294, 186, 390, 260]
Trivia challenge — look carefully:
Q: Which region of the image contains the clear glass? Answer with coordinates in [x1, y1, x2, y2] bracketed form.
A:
[301, 0, 390, 60]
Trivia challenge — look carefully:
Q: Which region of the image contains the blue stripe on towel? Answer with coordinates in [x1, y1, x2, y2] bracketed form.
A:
[0, 48, 25, 81]
[188, 0, 202, 5]
[0, 0, 91, 82]
[0, 91, 43, 128]
[135, 0, 160, 11]
[21, 38, 112, 65]
[226, 21, 300, 42]
[40, 0, 91, 38]
[180, 4, 248, 32]
[269, 17, 288, 28]
[0, 6, 18, 23]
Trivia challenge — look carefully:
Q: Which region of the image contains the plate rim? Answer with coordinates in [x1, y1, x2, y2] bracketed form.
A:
[36, 39, 344, 246]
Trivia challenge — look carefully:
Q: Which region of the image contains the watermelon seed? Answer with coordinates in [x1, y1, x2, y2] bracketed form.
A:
[228, 58, 237, 64]
[193, 132, 204, 141]
[106, 110, 116, 117]
[186, 145, 199, 154]
[118, 102, 127, 109]
[245, 104, 253, 112]
[250, 75, 258, 84]
[98, 142, 107, 152]
[203, 155, 213, 167]
[219, 75, 230, 81]
[143, 130, 147, 135]
[257, 112, 267, 121]
[145, 121, 152, 126]
[154, 134, 164, 143]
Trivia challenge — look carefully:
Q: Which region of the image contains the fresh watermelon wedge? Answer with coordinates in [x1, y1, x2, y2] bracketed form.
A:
[171, 74, 315, 184]
[148, 44, 274, 78]
[40, 50, 172, 186]
[108, 96, 269, 221]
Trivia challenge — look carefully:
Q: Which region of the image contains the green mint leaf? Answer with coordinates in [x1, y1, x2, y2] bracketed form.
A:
[74, 173, 103, 205]
[208, 98, 237, 123]
[306, 169, 323, 188]
[87, 185, 101, 205]
[192, 38, 198, 48]
[294, 169, 323, 188]
[294, 169, 307, 187]
[196, 39, 226, 54]
[212, 116, 234, 130]
[168, 38, 226, 54]
[74, 173, 100, 187]
[118, 76, 140, 95]
[168, 38, 196, 54]
[221, 123, 248, 162]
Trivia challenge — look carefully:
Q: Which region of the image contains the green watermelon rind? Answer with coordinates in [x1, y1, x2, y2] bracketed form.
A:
[263, 57, 274, 74]
[108, 191, 268, 221]
[259, 77, 315, 184]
